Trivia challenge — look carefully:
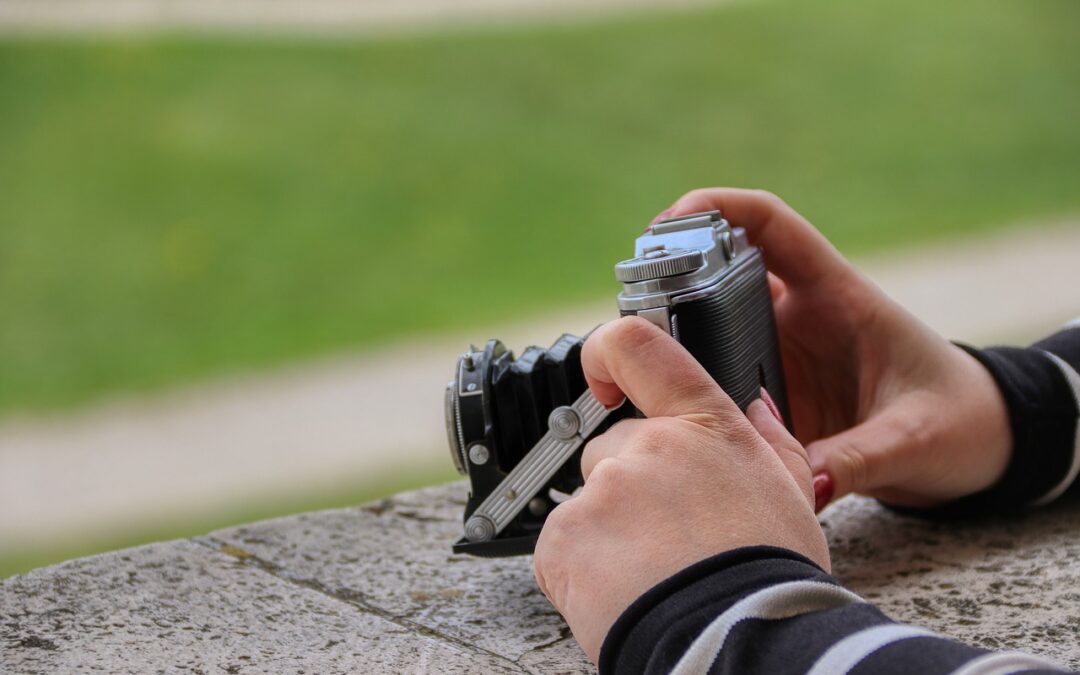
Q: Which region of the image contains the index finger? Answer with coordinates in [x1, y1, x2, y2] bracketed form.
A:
[665, 188, 851, 288]
[582, 316, 739, 422]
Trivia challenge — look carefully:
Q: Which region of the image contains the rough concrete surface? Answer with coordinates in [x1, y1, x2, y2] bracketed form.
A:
[4, 483, 1080, 673]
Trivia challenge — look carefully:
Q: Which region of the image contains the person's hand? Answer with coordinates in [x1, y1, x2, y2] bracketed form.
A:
[657, 188, 1012, 509]
[532, 316, 829, 663]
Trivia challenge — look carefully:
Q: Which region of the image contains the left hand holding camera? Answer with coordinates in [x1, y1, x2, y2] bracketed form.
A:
[662, 188, 1012, 510]
[532, 316, 830, 663]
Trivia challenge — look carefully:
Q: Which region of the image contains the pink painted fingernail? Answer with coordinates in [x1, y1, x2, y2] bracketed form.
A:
[649, 207, 675, 226]
[759, 387, 783, 424]
[813, 473, 834, 513]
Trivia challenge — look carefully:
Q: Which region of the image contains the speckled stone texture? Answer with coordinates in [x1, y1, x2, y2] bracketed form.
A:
[3, 482, 1080, 674]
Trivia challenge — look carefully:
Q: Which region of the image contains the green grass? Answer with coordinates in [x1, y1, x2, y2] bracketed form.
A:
[1, 0, 1080, 413]
[0, 463, 460, 579]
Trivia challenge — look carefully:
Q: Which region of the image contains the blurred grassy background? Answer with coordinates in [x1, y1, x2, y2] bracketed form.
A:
[3, 0, 1079, 416]
[2, 0, 1080, 577]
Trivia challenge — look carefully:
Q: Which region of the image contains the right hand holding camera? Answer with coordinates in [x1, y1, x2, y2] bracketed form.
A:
[660, 188, 1013, 510]
[533, 316, 829, 663]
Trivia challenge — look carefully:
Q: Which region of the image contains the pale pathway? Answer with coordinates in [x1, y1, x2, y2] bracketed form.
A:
[0, 0, 724, 34]
[1, 222, 1079, 548]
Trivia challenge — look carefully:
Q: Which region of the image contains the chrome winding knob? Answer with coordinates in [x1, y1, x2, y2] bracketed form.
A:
[614, 247, 706, 283]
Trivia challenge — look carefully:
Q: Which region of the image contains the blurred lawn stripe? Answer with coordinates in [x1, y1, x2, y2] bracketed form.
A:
[1, 0, 1079, 413]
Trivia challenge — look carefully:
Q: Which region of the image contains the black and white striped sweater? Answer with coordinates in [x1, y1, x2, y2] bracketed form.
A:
[599, 322, 1080, 675]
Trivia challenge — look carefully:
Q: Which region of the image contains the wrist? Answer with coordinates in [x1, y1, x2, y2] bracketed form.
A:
[904, 343, 1077, 518]
[951, 343, 1013, 495]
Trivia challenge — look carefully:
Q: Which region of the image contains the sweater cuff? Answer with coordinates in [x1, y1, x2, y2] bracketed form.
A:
[598, 546, 1006, 675]
[599, 546, 835, 674]
[909, 338, 1080, 518]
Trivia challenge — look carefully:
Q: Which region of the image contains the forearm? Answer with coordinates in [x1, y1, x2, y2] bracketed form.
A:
[601, 547, 1069, 675]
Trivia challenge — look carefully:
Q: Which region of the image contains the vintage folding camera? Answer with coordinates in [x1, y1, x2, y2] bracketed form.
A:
[444, 210, 790, 557]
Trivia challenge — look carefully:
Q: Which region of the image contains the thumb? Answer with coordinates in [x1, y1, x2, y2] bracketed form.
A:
[805, 410, 915, 509]
[582, 316, 740, 422]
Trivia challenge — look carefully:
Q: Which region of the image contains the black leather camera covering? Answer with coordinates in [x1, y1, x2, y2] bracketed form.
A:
[454, 334, 633, 557]
[667, 248, 791, 426]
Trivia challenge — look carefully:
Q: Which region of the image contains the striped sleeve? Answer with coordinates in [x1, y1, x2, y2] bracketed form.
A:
[599, 547, 1070, 675]
[600, 325, 1080, 675]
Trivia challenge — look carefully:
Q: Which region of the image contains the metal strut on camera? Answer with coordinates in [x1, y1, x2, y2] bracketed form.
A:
[453, 388, 616, 554]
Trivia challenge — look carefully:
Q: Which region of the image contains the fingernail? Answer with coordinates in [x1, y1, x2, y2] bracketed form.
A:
[649, 207, 675, 226]
[759, 387, 783, 424]
[813, 473, 834, 513]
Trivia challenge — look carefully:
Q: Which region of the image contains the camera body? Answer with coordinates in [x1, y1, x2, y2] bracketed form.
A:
[445, 211, 789, 557]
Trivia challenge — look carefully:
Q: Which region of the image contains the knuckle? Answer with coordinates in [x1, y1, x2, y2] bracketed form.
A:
[532, 537, 551, 576]
[580, 439, 600, 476]
[900, 406, 938, 457]
[533, 526, 567, 605]
[752, 188, 786, 209]
[681, 404, 743, 438]
[535, 506, 574, 570]
[682, 187, 713, 204]
[543, 499, 572, 529]
[586, 457, 650, 508]
[710, 404, 749, 431]
[544, 497, 587, 536]
[534, 521, 560, 565]
[877, 404, 939, 474]
[834, 440, 871, 492]
[774, 431, 810, 464]
[586, 457, 631, 495]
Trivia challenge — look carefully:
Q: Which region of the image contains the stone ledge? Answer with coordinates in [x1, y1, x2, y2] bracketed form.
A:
[4, 482, 1080, 673]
